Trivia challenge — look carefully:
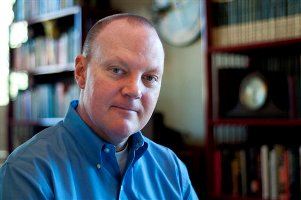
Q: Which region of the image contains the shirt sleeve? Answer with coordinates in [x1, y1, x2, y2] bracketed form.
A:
[0, 161, 52, 200]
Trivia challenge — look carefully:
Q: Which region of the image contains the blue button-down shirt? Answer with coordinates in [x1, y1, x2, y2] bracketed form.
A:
[0, 100, 198, 199]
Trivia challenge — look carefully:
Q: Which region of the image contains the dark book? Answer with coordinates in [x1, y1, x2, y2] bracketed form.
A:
[287, 147, 300, 200]
[246, 147, 261, 197]
[221, 149, 233, 195]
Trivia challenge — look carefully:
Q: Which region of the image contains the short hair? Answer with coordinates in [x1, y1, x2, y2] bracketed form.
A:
[82, 13, 158, 59]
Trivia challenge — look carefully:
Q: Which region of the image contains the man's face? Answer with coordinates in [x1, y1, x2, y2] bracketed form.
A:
[75, 20, 164, 146]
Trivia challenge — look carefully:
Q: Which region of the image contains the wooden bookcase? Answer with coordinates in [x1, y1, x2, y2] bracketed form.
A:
[7, 0, 115, 152]
[204, 0, 301, 199]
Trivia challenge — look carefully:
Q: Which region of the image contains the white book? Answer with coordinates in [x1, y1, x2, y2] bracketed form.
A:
[261, 145, 269, 199]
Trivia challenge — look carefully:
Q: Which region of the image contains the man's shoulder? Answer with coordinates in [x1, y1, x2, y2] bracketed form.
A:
[144, 136, 170, 151]
[143, 136, 181, 163]
[6, 121, 68, 164]
[139, 136, 191, 186]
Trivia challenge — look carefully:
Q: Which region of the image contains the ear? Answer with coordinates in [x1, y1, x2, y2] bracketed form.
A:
[75, 55, 87, 89]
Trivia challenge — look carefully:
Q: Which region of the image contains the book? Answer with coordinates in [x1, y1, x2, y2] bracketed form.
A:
[246, 147, 261, 197]
[221, 149, 233, 195]
[213, 150, 222, 195]
[261, 145, 269, 199]
[239, 149, 248, 196]
[287, 147, 300, 200]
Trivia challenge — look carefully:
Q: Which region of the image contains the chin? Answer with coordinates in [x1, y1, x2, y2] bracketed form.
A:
[110, 131, 134, 145]
[116, 118, 141, 132]
[109, 124, 137, 137]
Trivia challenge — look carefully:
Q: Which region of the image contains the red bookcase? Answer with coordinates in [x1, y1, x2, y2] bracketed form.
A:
[204, 0, 301, 199]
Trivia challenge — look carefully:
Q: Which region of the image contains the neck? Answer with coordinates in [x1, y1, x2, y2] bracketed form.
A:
[116, 140, 128, 152]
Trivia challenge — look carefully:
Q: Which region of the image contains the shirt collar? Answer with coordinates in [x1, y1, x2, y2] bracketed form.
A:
[62, 100, 148, 165]
[63, 100, 105, 165]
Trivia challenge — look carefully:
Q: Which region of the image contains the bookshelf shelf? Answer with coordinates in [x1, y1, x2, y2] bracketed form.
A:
[25, 6, 81, 25]
[211, 195, 262, 200]
[208, 37, 301, 54]
[10, 118, 63, 127]
[29, 63, 75, 75]
[204, 0, 301, 199]
[210, 119, 301, 126]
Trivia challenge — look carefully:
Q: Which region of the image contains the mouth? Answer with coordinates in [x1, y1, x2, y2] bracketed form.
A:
[112, 105, 139, 113]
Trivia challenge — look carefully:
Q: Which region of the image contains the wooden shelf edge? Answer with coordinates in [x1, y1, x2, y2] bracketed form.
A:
[209, 118, 301, 126]
[208, 37, 301, 53]
[17, 6, 82, 25]
[30, 63, 75, 75]
[9, 118, 63, 127]
[10, 63, 75, 75]
[210, 194, 263, 200]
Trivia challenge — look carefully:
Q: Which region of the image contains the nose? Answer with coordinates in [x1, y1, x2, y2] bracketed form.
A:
[121, 77, 142, 99]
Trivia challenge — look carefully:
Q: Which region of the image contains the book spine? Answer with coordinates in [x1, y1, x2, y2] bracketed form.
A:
[261, 145, 270, 199]
[211, 0, 301, 47]
[13, 82, 79, 120]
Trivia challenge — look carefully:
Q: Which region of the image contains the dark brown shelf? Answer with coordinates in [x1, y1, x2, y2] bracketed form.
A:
[208, 37, 301, 54]
[209, 118, 301, 126]
[10, 63, 75, 84]
[211, 195, 262, 200]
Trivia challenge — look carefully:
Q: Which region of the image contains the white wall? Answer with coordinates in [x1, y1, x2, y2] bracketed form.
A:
[111, 0, 206, 144]
[158, 41, 205, 144]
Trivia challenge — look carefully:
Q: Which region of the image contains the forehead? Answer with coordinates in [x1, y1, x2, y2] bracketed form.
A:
[92, 19, 164, 63]
[99, 19, 157, 45]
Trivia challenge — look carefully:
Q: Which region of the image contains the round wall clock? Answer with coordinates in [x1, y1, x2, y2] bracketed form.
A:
[239, 72, 268, 111]
[152, 0, 202, 46]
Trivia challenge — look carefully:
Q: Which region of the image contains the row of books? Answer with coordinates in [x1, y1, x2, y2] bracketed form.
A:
[214, 144, 301, 199]
[13, 82, 79, 120]
[212, 53, 301, 118]
[211, 53, 250, 69]
[212, 0, 301, 27]
[13, 28, 80, 71]
[13, 0, 77, 21]
[214, 125, 248, 145]
[212, 12, 301, 46]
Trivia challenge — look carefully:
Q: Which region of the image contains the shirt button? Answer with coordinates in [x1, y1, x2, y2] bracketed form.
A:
[96, 164, 101, 169]
[104, 148, 110, 153]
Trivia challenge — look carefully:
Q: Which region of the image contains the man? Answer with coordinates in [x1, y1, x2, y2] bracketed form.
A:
[0, 13, 198, 199]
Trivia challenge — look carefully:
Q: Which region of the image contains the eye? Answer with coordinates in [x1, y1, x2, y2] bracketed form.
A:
[142, 75, 159, 85]
[110, 67, 125, 75]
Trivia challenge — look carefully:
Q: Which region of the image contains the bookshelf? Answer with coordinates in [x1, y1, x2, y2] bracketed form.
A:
[8, 0, 115, 152]
[204, 0, 301, 199]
